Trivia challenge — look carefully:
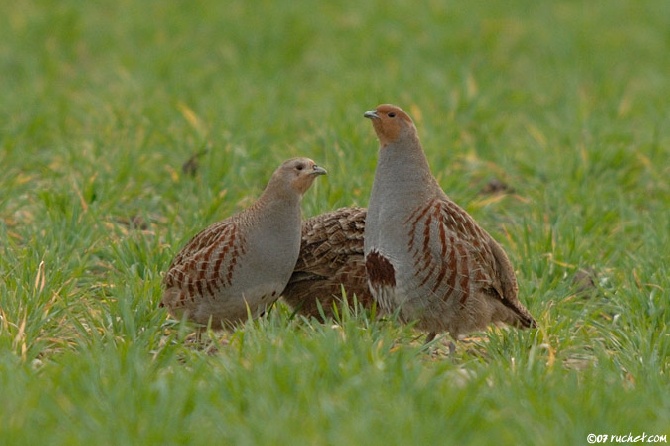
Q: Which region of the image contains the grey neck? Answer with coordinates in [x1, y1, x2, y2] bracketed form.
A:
[373, 139, 437, 202]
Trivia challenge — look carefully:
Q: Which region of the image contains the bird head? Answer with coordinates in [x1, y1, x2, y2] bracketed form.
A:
[364, 104, 417, 147]
[278, 157, 327, 195]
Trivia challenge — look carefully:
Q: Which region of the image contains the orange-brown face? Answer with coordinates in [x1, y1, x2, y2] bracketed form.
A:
[283, 157, 327, 195]
[363, 104, 415, 147]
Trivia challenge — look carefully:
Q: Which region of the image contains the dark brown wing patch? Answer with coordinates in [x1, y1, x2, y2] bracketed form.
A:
[366, 250, 396, 288]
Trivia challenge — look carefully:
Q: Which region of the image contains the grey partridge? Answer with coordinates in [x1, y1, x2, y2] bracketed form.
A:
[161, 158, 327, 328]
[281, 207, 374, 319]
[363, 104, 535, 339]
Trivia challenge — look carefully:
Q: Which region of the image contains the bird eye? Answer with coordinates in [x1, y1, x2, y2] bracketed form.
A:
[296, 164, 304, 171]
[388, 112, 396, 118]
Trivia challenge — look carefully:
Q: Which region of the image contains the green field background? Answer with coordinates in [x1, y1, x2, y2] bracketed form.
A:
[1, 1, 668, 445]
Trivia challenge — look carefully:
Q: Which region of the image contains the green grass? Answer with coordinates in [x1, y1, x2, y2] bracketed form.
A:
[1, 0, 669, 444]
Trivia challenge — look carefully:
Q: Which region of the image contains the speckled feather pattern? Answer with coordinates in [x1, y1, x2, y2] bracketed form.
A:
[281, 207, 374, 318]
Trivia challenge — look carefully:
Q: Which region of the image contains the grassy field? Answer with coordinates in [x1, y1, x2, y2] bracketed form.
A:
[1, 0, 669, 444]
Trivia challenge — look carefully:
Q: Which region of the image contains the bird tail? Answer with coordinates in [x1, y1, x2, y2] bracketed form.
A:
[503, 300, 536, 329]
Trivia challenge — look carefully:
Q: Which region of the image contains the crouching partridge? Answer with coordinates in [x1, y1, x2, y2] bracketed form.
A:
[281, 207, 373, 319]
[161, 158, 327, 328]
[363, 104, 535, 340]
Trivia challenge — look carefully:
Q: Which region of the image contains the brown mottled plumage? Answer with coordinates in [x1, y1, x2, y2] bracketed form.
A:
[364, 104, 535, 339]
[161, 158, 326, 328]
[281, 207, 374, 319]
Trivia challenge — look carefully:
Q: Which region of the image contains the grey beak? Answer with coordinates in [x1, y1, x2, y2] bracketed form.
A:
[311, 165, 327, 176]
[364, 110, 379, 119]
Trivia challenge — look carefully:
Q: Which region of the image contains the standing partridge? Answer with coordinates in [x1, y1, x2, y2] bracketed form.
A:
[363, 104, 535, 340]
[161, 158, 327, 328]
[281, 207, 374, 319]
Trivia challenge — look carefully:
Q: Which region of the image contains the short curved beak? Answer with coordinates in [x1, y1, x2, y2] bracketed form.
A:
[364, 110, 379, 119]
[311, 165, 327, 176]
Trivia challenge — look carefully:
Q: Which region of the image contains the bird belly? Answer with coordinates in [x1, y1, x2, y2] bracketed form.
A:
[195, 280, 285, 327]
